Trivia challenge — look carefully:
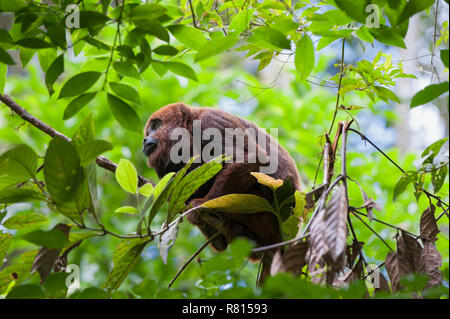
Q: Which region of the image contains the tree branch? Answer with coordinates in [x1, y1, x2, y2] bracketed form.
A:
[0, 93, 153, 187]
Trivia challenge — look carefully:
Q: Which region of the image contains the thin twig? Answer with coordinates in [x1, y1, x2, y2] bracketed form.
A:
[168, 233, 219, 288]
[251, 233, 310, 253]
[188, 0, 198, 28]
[350, 211, 394, 252]
[0, 94, 153, 187]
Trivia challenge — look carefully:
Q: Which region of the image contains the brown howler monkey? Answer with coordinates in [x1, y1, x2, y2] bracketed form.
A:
[143, 103, 301, 280]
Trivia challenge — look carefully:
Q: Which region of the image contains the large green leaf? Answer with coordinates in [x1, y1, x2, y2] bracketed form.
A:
[229, 9, 255, 35]
[103, 239, 148, 291]
[201, 194, 275, 214]
[167, 25, 207, 50]
[21, 229, 68, 249]
[107, 94, 141, 133]
[398, 0, 435, 25]
[162, 61, 198, 81]
[0, 188, 45, 204]
[6, 284, 45, 299]
[15, 38, 54, 49]
[115, 159, 138, 194]
[44, 136, 84, 204]
[195, 36, 239, 62]
[109, 82, 141, 105]
[142, 172, 175, 226]
[0, 232, 12, 268]
[3, 212, 48, 230]
[0, 144, 38, 189]
[78, 139, 112, 166]
[0, 48, 15, 65]
[130, 3, 167, 21]
[248, 26, 291, 50]
[295, 35, 315, 81]
[168, 156, 223, 218]
[369, 25, 406, 49]
[45, 54, 64, 95]
[58, 71, 102, 99]
[63, 92, 97, 120]
[334, 0, 369, 23]
[441, 50, 449, 68]
[410, 82, 449, 108]
[113, 61, 140, 79]
[79, 10, 110, 28]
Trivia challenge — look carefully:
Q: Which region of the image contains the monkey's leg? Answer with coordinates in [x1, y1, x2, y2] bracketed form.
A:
[186, 207, 228, 251]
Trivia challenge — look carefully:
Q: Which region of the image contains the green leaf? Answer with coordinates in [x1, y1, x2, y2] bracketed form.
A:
[44, 136, 84, 204]
[142, 172, 175, 226]
[163, 61, 198, 81]
[21, 229, 68, 249]
[107, 94, 141, 133]
[115, 159, 138, 194]
[369, 26, 406, 49]
[167, 24, 207, 50]
[6, 284, 45, 299]
[0, 29, 13, 44]
[334, 0, 368, 23]
[37, 48, 57, 73]
[201, 194, 275, 214]
[0, 63, 6, 95]
[168, 156, 223, 218]
[63, 92, 97, 120]
[72, 114, 95, 149]
[153, 45, 178, 56]
[398, 0, 435, 25]
[441, 50, 449, 68]
[0, 144, 38, 189]
[115, 206, 139, 214]
[393, 171, 417, 201]
[79, 10, 110, 28]
[410, 82, 449, 108]
[248, 26, 291, 50]
[103, 239, 147, 291]
[421, 138, 448, 164]
[109, 82, 141, 105]
[15, 38, 54, 49]
[113, 61, 140, 79]
[46, 24, 66, 49]
[130, 3, 167, 21]
[295, 35, 315, 81]
[45, 54, 64, 95]
[0, 188, 45, 204]
[136, 20, 170, 43]
[3, 212, 48, 230]
[78, 139, 113, 166]
[432, 165, 447, 193]
[58, 71, 102, 99]
[374, 86, 401, 103]
[138, 183, 154, 197]
[195, 36, 239, 62]
[0, 232, 13, 268]
[229, 9, 255, 35]
[0, 48, 15, 65]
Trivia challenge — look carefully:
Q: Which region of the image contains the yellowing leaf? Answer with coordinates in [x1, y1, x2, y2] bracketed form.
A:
[201, 194, 275, 214]
[138, 183, 154, 197]
[114, 206, 139, 214]
[115, 159, 138, 194]
[250, 172, 283, 190]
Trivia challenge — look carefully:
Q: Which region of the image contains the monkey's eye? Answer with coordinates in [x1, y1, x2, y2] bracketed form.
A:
[149, 119, 162, 132]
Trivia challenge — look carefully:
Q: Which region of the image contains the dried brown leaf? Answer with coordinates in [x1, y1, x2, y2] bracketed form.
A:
[420, 205, 439, 242]
[30, 224, 70, 283]
[269, 250, 285, 276]
[417, 241, 442, 289]
[307, 208, 327, 270]
[282, 241, 308, 275]
[346, 240, 364, 268]
[385, 251, 401, 292]
[397, 230, 422, 276]
[324, 185, 348, 262]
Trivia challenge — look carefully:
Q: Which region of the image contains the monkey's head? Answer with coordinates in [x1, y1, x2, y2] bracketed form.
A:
[143, 103, 194, 178]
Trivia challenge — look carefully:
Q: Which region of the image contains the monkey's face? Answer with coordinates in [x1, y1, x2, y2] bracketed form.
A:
[143, 103, 193, 178]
